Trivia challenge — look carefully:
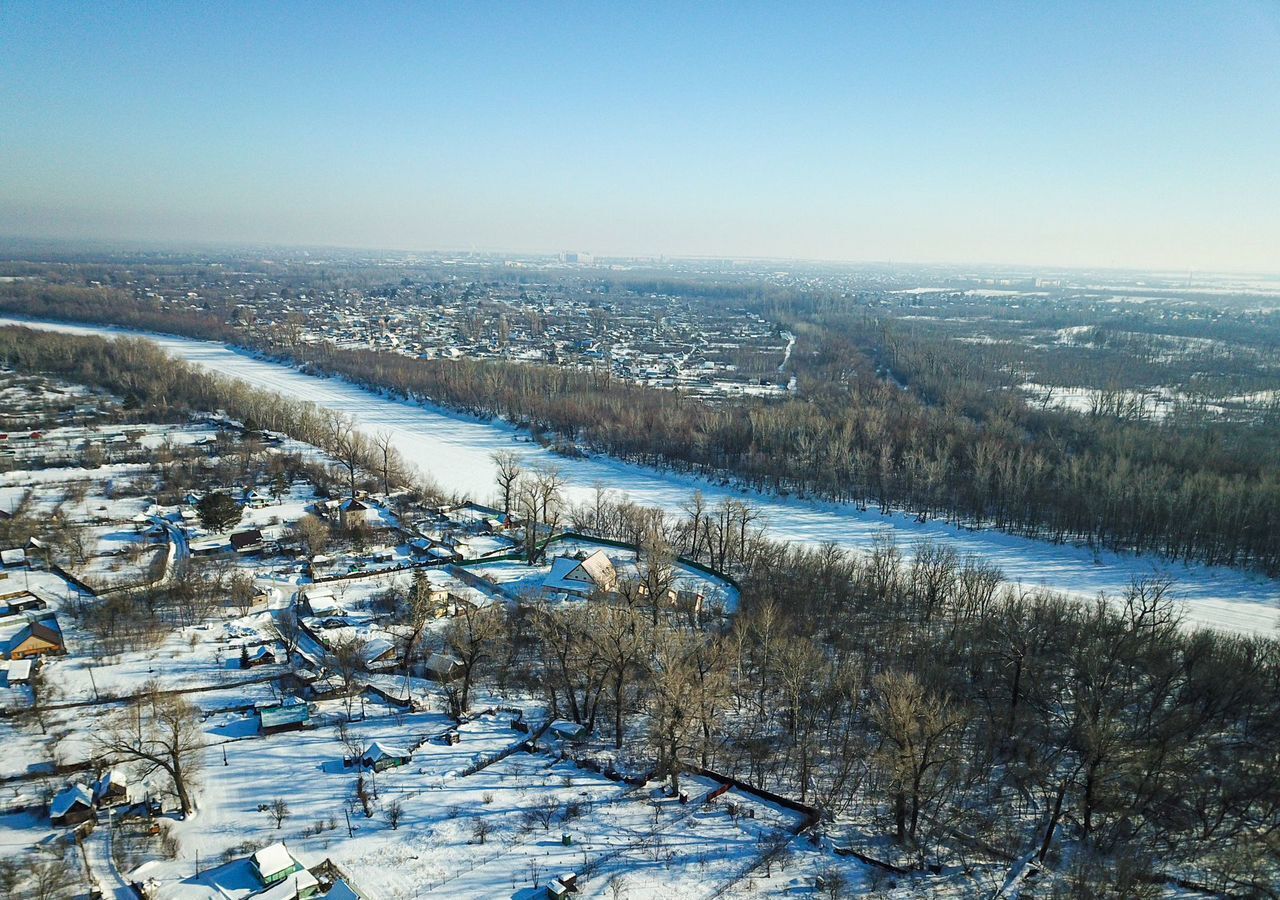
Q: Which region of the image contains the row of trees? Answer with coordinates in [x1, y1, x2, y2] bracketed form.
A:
[4, 283, 1279, 571]
[0, 326, 434, 505]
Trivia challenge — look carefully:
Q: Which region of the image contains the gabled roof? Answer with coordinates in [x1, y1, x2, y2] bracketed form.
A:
[97, 767, 128, 794]
[322, 881, 362, 900]
[50, 782, 93, 819]
[361, 740, 410, 763]
[424, 652, 461, 675]
[258, 868, 318, 900]
[230, 529, 264, 550]
[543, 549, 617, 594]
[252, 842, 298, 879]
[578, 549, 615, 582]
[10, 620, 63, 653]
[361, 638, 395, 663]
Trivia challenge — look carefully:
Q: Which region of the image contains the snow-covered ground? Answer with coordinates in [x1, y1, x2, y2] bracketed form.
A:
[5, 317, 1277, 635]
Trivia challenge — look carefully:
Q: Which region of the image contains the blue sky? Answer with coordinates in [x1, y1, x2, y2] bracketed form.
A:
[2, 1, 1278, 270]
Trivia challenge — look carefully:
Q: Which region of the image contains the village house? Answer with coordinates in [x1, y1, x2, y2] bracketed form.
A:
[50, 782, 94, 827]
[242, 644, 277, 668]
[300, 587, 345, 619]
[359, 741, 411, 772]
[361, 638, 397, 669]
[339, 498, 372, 528]
[230, 528, 265, 554]
[242, 488, 271, 509]
[423, 651, 463, 682]
[542, 549, 618, 598]
[3, 615, 66, 660]
[95, 768, 130, 807]
[251, 842, 314, 894]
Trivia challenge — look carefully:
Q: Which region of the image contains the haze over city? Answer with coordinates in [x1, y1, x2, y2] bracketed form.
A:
[3, 1, 1279, 271]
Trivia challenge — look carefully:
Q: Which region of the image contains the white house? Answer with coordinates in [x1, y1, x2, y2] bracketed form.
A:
[542, 549, 618, 597]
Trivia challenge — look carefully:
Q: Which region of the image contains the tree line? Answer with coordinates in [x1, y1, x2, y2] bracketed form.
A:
[2, 282, 1279, 575]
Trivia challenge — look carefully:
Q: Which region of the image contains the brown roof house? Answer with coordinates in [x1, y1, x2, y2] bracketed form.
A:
[5, 617, 65, 660]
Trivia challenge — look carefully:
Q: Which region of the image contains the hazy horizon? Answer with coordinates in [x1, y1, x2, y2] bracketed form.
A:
[3, 1, 1278, 272]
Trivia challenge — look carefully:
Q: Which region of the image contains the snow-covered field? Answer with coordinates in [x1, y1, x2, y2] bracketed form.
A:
[5, 317, 1278, 635]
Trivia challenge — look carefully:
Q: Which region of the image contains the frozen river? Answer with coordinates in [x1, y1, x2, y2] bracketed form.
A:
[5, 316, 1278, 635]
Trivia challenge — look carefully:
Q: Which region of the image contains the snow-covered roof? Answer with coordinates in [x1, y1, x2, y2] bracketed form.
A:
[542, 549, 616, 594]
[6, 659, 31, 682]
[50, 782, 93, 819]
[361, 740, 410, 763]
[252, 841, 298, 879]
[306, 595, 344, 616]
[361, 638, 395, 663]
[98, 767, 128, 791]
[424, 652, 461, 675]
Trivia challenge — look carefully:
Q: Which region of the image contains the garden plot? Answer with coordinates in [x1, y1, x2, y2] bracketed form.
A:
[144, 709, 539, 896]
[38, 610, 282, 705]
[0, 675, 287, 781]
[404, 765, 808, 900]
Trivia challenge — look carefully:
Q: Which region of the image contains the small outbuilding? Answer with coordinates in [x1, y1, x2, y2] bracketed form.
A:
[259, 701, 311, 735]
[95, 768, 130, 806]
[423, 652, 463, 682]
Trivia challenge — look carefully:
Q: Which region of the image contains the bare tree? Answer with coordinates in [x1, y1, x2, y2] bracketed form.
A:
[491, 449, 523, 518]
[639, 525, 677, 625]
[444, 603, 506, 717]
[97, 688, 204, 814]
[329, 636, 369, 721]
[516, 465, 564, 564]
[270, 609, 302, 660]
[870, 670, 965, 845]
[291, 513, 330, 557]
[268, 797, 290, 829]
[372, 430, 402, 495]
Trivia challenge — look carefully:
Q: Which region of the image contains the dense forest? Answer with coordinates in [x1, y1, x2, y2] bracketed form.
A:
[4, 324, 1279, 896]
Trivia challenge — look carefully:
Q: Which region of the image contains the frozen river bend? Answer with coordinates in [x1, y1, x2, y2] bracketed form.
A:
[6, 316, 1279, 636]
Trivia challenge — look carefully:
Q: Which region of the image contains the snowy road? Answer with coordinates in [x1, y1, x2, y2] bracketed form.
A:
[5, 316, 1279, 635]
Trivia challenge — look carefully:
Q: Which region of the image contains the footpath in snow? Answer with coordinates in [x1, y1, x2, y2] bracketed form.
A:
[4, 316, 1277, 636]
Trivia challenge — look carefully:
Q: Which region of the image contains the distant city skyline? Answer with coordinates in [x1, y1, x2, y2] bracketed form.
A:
[2, 1, 1278, 272]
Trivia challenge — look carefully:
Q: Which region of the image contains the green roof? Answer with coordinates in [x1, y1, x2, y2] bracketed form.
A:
[259, 704, 310, 729]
